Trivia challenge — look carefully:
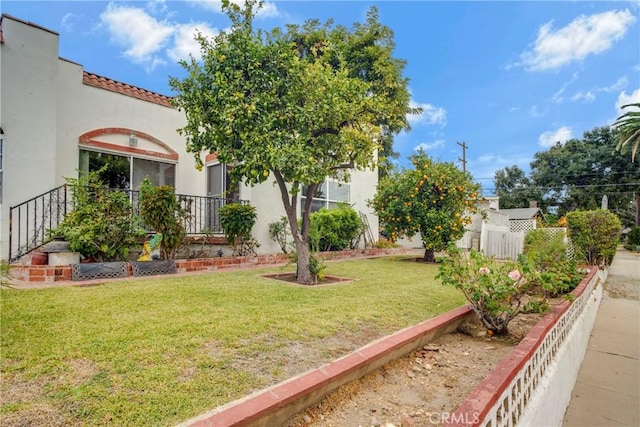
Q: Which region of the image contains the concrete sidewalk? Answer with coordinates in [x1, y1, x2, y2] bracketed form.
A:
[563, 248, 640, 427]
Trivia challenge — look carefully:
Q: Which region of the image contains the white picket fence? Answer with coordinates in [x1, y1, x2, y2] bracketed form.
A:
[481, 224, 524, 260]
[457, 210, 570, 260]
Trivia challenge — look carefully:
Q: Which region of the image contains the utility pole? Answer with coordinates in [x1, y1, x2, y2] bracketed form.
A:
[457, 141, 468, 172]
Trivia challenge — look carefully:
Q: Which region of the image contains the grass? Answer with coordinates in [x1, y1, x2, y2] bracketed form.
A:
[0, 255, 465, 426]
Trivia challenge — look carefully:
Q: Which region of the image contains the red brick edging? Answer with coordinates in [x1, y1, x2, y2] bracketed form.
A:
[179, 305, 474, 427]
[8, 248, 411, 283]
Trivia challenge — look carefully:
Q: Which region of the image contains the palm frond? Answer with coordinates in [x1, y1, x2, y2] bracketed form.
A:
[613, 103, 640, 163]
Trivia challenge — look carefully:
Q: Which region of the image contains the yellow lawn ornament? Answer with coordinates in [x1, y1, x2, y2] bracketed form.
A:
[138, 233, 163, 261]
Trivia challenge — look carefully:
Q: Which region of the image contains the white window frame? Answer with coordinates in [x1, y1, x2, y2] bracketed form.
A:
[301, 179, 351, 212]
[79, 148, 176, 190]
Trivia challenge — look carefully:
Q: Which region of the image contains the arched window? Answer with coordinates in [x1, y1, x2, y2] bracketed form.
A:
[78, 128, 178, 190]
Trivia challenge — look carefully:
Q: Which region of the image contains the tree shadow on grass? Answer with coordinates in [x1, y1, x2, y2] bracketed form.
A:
[261, 273, 354, 286]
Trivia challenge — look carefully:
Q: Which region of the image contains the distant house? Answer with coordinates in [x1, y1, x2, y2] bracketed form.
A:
[456, 198, 547, 259]
[0, 14, 379, 261]
[457, 196, 502, 250]
[500, 208, 542, 233]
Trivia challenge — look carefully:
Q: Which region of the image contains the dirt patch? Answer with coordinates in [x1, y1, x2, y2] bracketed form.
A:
[227, 327, 392, 391]
[0, 373, 47, 407]
[286, 312, 547, 427]
[0, 404, 69, 427]
[261, 273, 354, 286]
[64, 359, 101, 387]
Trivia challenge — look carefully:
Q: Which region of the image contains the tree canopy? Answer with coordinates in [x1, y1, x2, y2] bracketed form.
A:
[169, 0, 415, 283]
[530, 127, 640, 223]
[283, 10, 417, 178]
[493, 165, 542, 210]
[491, 126, 640, 226]
[370, 152, 481, 262]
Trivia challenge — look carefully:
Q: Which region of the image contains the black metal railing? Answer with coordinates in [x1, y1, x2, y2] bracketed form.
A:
[9, 186, 244, 262]
[9, 185, 71, 262]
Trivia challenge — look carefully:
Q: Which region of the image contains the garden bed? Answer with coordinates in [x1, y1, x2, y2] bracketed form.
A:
[286, 311, 547, 426]
[7, 248, 410, 284]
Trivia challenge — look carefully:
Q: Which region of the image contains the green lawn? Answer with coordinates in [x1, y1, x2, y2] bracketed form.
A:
[1, 256, 465, 426]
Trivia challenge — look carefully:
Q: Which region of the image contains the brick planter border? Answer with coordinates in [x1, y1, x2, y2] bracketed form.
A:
[8, 248, 411, 284]
[178, 305, 474, 427]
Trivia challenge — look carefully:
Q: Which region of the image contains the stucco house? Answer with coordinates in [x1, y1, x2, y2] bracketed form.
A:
[0, 14, 379, 261]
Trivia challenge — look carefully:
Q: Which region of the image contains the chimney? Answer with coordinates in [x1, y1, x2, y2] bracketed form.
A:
[529, 200, 538, 208]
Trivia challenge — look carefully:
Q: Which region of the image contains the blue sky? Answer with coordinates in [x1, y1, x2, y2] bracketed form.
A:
[2, 1, 639, 192]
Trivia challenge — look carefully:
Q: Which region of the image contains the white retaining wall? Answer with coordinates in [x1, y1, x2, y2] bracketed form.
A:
[481, 269, 602, 427]
[519, 279, 602, 426]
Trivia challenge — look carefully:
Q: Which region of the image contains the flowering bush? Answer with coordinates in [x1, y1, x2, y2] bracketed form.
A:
[438, 246, 536, 335]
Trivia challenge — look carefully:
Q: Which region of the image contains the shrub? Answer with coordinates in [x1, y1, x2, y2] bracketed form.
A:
[567, 210, 621, 266]
[438, 245, 536, 335]
[308, 205, 362, 252]
[374, 239, 400, 249]
[268, 216, 291, 254]
[51, 170, 145, 262]
[627, 226, 640, 247]
[536, 260, 582, 297]
[523, 229, 581, 297]
[139, 179, 186, 259]
[219, 203, 258, 256]
[523, 229, 566, 270]
[308, 253, 327, 282]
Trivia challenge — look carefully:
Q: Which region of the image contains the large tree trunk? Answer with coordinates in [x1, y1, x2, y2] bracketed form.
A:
[295, 239, 314, 285]
[423, 248, 435, 263]
[273, 171, 317, 285]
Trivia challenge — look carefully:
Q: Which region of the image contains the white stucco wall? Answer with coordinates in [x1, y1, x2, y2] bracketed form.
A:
[242, 166, 380, 255]
[56, 60, 199, 195]
[1, 16, 63, 261]
[0, 14, 381, 260]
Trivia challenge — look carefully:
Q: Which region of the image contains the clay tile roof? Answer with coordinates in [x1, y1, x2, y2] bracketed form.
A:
[82, 71, 174, 108]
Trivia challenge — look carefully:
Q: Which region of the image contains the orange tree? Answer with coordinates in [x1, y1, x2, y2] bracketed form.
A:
[169, 1, 414, 284]
[370, 152, 481, 262]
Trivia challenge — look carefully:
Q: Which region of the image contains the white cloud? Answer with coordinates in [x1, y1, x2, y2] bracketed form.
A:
[598, 76, 629, 93]
[571, 91, 596, 103]
[189, 0, 281, 18]
[61, 13, 83, 32]
[513, 9, 635, 72]
[550, 72, 579, 104]
[101, 3, 174, 71]
[529, 105, 547, 118]
[408, 100, 447, 127]
[615, 88, 640, 113]
[538, 126, 573, 147]
[100, 2, 224, 70]
[167, 23, 220, 62]
[468, 154, 533, 181]
[414, 140, 445, 152]
[551, 87, 565, 104]
[146, 0, 169, 15]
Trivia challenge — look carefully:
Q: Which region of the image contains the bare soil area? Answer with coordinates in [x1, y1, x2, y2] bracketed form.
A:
[286, 312, 545, 427]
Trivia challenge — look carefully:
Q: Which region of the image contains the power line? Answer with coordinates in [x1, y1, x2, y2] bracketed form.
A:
[482, 182, 640, 192]
[474, 170, 640, 181]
